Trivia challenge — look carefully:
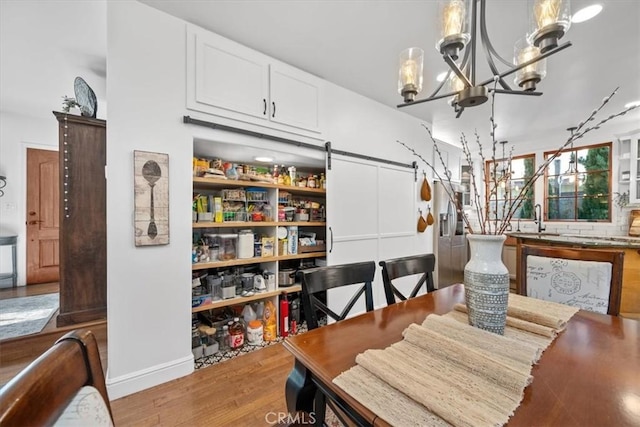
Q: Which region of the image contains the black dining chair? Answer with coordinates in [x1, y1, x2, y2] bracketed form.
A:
[299, 260, 376, 331]
[379, 253, 436, 305]
[297, 260, 376, 426]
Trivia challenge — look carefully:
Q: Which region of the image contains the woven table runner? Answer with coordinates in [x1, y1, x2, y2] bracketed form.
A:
[333, 295, 579, 427]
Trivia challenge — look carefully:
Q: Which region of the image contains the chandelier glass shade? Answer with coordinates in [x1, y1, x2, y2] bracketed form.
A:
[529, 0, 572, 53]
[437, 0, 471, 59]
[397, 0, 572, 117]
[398, 47, 425, 102]
[514, 39, 547, 91]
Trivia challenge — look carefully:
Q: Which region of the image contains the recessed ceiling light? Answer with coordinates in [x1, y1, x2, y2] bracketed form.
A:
[572, 4, 603, 23]
[254, 156, 274, 163]
[624, 100, 640, 109]
[436, 71, 448, 82]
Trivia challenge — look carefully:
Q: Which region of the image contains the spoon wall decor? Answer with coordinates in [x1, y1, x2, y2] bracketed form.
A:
[142, 160, 161, 239]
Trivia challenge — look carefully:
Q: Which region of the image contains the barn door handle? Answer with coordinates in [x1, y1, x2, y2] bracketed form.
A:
[329, 226, 333, 253]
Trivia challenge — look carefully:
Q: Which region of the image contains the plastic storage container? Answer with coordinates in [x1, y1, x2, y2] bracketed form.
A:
[203, 327, 219, 356]
[237, 230, 254, 259]
[205, 234, 238, 261]
[222, 274, 236, 299]
[207, 275, 223, 300]
[247, 320, 263, 345]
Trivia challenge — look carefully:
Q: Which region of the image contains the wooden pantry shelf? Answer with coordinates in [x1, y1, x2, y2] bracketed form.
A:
[193, 177, 325, 195]
[193, 221, 278, 229]
[192, 221, 326, 229]
[192, 285, 302, 313]
[192, 251, 326, 270]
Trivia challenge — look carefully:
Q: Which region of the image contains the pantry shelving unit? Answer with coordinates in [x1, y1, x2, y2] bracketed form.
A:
[192, 285, 302, 313]
[192, 251, 326, 271]
[192, 176, 327, 316]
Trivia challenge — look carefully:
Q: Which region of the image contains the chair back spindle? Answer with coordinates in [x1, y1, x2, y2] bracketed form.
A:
[379, 254, 436, 305]
[300, 261, 376, 330]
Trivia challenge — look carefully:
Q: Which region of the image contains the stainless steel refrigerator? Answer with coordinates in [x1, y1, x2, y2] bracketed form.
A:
[432, 181, 468, 288]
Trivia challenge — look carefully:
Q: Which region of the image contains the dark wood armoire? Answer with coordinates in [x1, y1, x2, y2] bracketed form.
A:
[53, 112, 107, 326]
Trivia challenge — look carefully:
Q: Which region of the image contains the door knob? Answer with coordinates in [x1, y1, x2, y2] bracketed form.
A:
[29, 211, 36, 216]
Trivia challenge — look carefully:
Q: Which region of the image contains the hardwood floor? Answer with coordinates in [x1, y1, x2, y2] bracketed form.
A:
[0, 283, 307, 426]
[111, 344, 295, 426]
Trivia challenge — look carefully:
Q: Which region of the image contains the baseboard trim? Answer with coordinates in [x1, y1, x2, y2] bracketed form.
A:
[106, 355, 194, 400]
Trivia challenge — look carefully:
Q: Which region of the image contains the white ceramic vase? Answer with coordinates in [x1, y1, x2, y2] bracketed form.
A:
[464, 234, 510, 335]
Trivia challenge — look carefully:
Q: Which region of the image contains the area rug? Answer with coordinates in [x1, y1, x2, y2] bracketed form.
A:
[0, 293, 59, 340]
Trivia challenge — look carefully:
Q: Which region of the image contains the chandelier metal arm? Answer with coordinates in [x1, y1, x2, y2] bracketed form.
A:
[479, 0, 516, 69]
[478, 0, 514, 91]
[396, 89, 462, 108]
[444, 55, 472, 88]
[492, 89, 542, 96]
[426, 73, 450, 99]
[469, 0, 479, 86]
[477, 41, 572, 87]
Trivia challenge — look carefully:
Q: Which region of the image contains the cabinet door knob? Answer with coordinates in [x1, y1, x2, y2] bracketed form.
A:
[263, 99, 267, 115]
[272, 101, 276, 118]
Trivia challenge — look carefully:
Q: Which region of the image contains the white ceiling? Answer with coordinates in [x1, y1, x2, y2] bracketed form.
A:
[141, 0, 640, 146]
[2, 1, 637, 148]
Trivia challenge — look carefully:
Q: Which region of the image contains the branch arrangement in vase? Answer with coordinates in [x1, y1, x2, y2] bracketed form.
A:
[399, 79, 638, 235]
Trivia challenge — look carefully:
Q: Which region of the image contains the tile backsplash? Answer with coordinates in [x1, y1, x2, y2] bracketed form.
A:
[463, 205, 638, 237]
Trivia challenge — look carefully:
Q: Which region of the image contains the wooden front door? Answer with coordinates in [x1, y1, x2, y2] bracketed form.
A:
[26, 148, 60, 284]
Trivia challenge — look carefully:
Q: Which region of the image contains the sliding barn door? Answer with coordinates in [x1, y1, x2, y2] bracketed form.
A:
[326, 155, 416, 315]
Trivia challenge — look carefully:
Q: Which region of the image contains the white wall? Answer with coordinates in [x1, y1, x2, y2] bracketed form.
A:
[107, 1, 433, 398]
[106, 1, 194, 398]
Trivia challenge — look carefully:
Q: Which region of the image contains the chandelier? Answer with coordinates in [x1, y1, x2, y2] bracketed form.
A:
[397, 0, 572, 117]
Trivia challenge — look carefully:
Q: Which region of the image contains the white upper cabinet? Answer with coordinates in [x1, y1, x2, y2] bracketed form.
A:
[186, 24, 322, 135]
[270, 64, 320, 132]
[193, 30, 269, 120]
[618, 132, 640, 205]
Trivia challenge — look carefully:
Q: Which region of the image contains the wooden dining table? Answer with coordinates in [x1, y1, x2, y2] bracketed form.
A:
[283, 284, 640, 426]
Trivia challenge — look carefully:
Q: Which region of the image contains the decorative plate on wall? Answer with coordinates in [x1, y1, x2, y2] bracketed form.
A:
[73, 77, 97, 118]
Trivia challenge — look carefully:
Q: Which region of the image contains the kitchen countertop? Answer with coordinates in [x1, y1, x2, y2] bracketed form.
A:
[507, 232, 640, 249]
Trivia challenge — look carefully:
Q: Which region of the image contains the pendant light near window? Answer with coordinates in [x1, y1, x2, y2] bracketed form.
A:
[565, 126, 577, 174]
[499, 140, 509, 189]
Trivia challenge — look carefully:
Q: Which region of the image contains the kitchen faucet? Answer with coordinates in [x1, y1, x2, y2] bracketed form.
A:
[534, 204, 545, 233]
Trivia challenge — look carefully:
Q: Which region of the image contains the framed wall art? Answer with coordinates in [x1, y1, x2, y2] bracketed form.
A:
[134, 150, 169, 246]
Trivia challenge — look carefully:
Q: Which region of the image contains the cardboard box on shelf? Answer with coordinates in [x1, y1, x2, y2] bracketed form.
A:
[287, 226, 298, 255]
[213, 197, 223, 222]
[262, 236, 275, 257]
